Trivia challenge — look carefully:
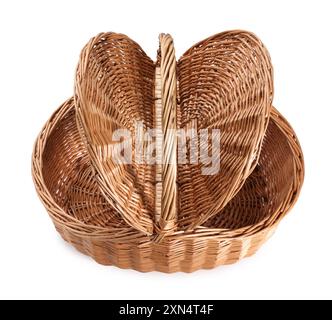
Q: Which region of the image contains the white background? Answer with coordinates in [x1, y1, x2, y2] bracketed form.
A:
[0, 0, 331, 300]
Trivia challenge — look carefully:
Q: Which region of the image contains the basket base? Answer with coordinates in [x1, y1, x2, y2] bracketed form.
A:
[55, 222, 276, 273]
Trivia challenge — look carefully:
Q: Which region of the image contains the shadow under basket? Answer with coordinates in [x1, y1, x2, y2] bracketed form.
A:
[32, 98, 303, 272]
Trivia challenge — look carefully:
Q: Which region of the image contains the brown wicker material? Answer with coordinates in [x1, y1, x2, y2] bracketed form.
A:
[32, 31, 304, 272]
[75, 31, 274, 237]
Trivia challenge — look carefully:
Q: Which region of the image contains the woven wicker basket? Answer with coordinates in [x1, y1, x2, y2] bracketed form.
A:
[32, 31, 304, 272]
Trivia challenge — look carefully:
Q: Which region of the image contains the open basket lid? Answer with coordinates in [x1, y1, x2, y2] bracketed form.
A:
[74, 31, 273, 238]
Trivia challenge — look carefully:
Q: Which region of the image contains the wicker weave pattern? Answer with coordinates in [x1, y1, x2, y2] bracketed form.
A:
[177, 31, 273, 230]
[75, 33, 156, 234]
[32, 31, 304, 272]
[155, 34, 178, 240]
[75, 31, 274, 236]
[32, 98, 303, 272]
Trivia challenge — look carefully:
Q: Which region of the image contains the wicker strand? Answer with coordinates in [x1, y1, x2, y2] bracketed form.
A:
[155, 34, 178, 241]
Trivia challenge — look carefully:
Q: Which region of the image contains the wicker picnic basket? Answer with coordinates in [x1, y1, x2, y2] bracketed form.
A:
[32, 31, 304, 272]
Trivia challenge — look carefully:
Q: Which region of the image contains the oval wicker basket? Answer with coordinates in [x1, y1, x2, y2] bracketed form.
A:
[32, 31, 304, 272]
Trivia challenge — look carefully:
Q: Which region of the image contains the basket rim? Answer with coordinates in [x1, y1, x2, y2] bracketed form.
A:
[32, 97, 304, 242]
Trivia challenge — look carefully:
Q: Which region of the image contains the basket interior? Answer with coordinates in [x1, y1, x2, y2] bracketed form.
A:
[204, 118, 294, 229]
[42, 100, 295, 231]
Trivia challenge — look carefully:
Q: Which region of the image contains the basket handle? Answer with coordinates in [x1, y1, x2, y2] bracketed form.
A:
[154, 34, 178, 241]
